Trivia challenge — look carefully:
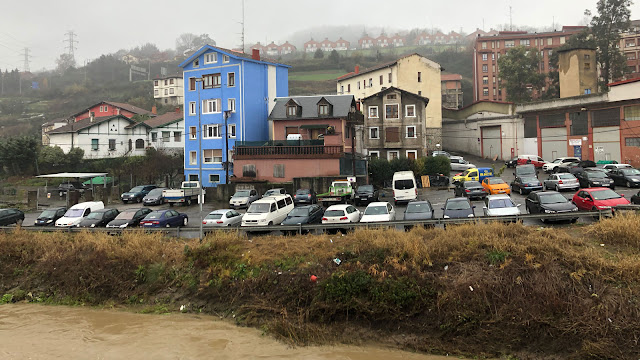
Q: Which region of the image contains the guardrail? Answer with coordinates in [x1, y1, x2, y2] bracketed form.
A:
[0, 209, 615, 237]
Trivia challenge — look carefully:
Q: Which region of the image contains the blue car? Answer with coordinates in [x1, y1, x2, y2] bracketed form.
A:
[139, 210, 188, 228]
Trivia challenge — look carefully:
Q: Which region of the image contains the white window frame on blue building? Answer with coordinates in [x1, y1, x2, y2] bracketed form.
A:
[202, 99, 221, 114]
[203, 124, 222, 139]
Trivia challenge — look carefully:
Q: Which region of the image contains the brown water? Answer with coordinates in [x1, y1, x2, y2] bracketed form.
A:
[0, 304, 455, 360]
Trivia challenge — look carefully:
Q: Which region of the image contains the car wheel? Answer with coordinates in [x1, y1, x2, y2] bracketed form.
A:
[16, 218, 23, 226]
[183, 218, 188, 226]
[543, 183, 547, 191]
[186, 198, 191, 206]
[627, 181, 632, 188]
[268, 221, 273, 226]
[555, 184, 560, 192]
[59, 191, 64, 197]
[166, 223, 171, 228]
[519, 187, 524, 195]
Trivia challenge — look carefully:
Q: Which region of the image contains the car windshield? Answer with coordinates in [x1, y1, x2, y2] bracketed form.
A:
[324, 210, 345, 217]
[364, 206, 388, 215]
[63, 209, 84, 218]
[406, 202, 432, 213]
[516, 167, 535, 176]
[358, 185, 374, 192]
[591, 189, 621, 200]
[247, 203, 271, 213]
[464, 181, 481, 188]
[39, 210, 58, 217]
[129, 186, 144, 193]
[488, 178, 505, 185]
[115, 211, 136, 220]
[489, 198, 515, 208]
[621, 169, 640, 175]
[146, 189, 164, 196]
[559, 174, 576, 180]
[446, 200, 471, 210]
[145, 211, 165, 220]
[205, 213, 223, 220]
[296, 189, 310, 195]
[585, 171, 606, 179]
[521, 177, 538, 183]
[234, 190, 251, 197]
[394, 179, 414, 190]
[539, 193, 568, 204]
[264, 190, 279, 196]
[288, 208, 310, 217]
[86, 212, 104, 220]
[552, 159, 562, 163]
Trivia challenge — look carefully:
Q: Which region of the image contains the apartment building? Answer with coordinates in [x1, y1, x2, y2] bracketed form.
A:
[441, 74, 464, 109]
[621, 20, 640, 77]
[154, 75, 184, 105]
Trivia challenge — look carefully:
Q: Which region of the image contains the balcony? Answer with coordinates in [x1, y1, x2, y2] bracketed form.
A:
[234, 140, 344, 159]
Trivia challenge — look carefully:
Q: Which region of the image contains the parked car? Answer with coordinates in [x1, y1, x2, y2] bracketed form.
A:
[107, 208, 152, 228]
[140, 210, 188, 228]
[602, 163, 632, 172]
[229, 189, 261, 209]
[542, 157, 581, 173]
[281, 204, 324, 233]
[511, 176, 543, 195]
[449, 156, 476, 171]
[631, 190, 640, 205]
[514, 164, 537, 178]
[392, 171, 418, 204]
[516, 155, 546, 168]
[442, 197, 475, 219]
[481, 177, 511, 195]
[543, 173, 580, 192]
[432, 150, 451, 158]
[0, 208, 25, 226]
[607, 167, 640, 187]
[121, 185, 157, 204]
[353, 185, 379, 206]
[483, 194, 521, 218]
[57, 181, 87, 197]
[293, 188, 317, 205]
[452, 167, 494, 183]
[55, 201, 104, 227]
[142, 188, 167, 206]
[322, 204, 360, 224]
[556, 160, 597, 174]
[403, 200, 435, 229]
[454, 180, 487, 199]
[360, 202, 396, 223]
[572, 188, 630, 213]
[34, 207, 66, 226]
[77, 209, 120, 228]
[505, 157, 519, 168]
[263, 188, 287, 197]
[241, 194, 294, 227]
[203, 209, 244, 227]
[525, 191, 578, 222]
[575, 169, 615, 189]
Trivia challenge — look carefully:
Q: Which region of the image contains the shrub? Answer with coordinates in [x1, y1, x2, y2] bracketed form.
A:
[424, 155, 451, 176]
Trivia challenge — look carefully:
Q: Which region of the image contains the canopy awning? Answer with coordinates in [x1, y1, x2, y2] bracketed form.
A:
[37, 172, 108, 179]
[300, 124, 329, 129]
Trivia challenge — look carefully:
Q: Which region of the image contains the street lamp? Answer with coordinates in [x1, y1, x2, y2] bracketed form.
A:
[195, 77, 204, 241]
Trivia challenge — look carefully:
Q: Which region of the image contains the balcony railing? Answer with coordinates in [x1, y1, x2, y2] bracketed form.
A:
[235, 144, 344, 159]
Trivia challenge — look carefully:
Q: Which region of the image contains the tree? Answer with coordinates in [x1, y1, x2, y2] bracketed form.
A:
[544, 30, 596, 99]
[586, 0, 632, 91]
[56, 53, 76, 73]
[497, 46, 546, 103]
[175, 33, 216, 55]
[329, 50, 340, 64]
[313, 48, 324, 59]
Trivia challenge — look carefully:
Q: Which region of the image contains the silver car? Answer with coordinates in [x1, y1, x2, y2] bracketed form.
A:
[483, 194, 521, 217]
[543, 173, 580, 192]
[229, 189, 260, 209]
[450, 156, 476, 171]
[203, 209, 244, 227]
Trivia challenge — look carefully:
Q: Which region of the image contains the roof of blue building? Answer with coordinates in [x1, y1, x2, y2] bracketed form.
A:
[179, 44, 290, 68]
[269, 95, 357, 120]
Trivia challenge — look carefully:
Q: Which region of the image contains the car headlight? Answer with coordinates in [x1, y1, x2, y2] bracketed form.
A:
[443, 215, 450, 219]
[90, 224, 95, 228]
[633, 179, 639, 182]
[120, 223, 128, 228]
[47, 219, 53, 223]
[597, 206, 611, 210]
[259, 219, 267, 223]
[467, 214, 474, 218]
[544, 209, 553, 213]
[571, 207, 579, 211]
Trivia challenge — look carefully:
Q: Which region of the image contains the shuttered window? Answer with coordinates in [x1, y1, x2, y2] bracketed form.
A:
[385, 127, 400, 142]
[592, 108, 620, 127]
[539, 113, 566, 128]
[243, 164, 256, 177]
[524, 117, 537, 138]
[273, 164, 285, 178]
[570, 112, 588, 135]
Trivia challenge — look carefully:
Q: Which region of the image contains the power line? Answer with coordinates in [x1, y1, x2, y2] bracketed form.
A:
[20, 47, 31, 72]
[64, 30, 78, 63]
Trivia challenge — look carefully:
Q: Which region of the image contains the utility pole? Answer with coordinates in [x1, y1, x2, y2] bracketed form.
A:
[64, 30, 78, 64]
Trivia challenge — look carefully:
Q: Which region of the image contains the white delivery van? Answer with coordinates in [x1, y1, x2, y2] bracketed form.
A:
[286, 134, 303, 141]
[392, 171, 418, 204]
[241, 194, 294, 227]
[55, 201, 104, 227]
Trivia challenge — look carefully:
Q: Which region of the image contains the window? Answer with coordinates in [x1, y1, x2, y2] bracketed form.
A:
[189, 151, 197, 165]
[154, 80, 158, 86]
[174, 132, 181, 142]
[388, 72, 392, 83]
[357, 82, 361, 90]
[483, 88, 489, 96]
[592, 108, 621, 127]
[151, 132, 158, 142]
[223, 55, 230, 63]
[560, 36, 566, 44]
[228, 98, 236, 112]
[369, 151, 379, 159]
[204, 53, 217, 64]
[189, 126, 197, 140]
[387, 151, 399, 160]
[505, 40, 515, 48]
[202, 73, 221, 89]
[318, 104, 329, 115]
[369, 78, 373, 87]
[228, 72, 235, 87]
[482, 53, 488, 61]
[229, 124, 236, 138]
[417, 72, 422, 82]
[368, 106, 379, 118]
[482, 76, 488, 84]
[406, 126, 416, 138]
[521, 39, 530, 46]
[189, 102, 196, 115]
[482, 64, 488, 73]
[169, 88, 175, 95]
[162, 131, 170, 142]
[481, 42, 487, 49]
[547, 38, 552, 45]
[108, 139, 116, 151]
[164, 89, 168, 95]
[193, 59, 199, 67]
[189, 77, 196, 91]
[625, 105, 640, 121]
[406, 150, 417, 160]
[541, 62, 545, 70]
[203, 124, 222, 138]
[203, 149, 222, 163]
[202, 99, 221, 114]
[340, 85, 344, 93]
[584, 62, 591, 70]
[285, 126, 299, 136]
[273, 164, 285, 178]
[405, 105, 416, 117]
[135, 139, 145, 149]
[387, 94, 397, 100]
[627, 52, 636, 60]
[170, 79, 174, 85]
[154, 89, 159, 96]
[380, 75, 383, 85]
[626, 137, 640, 147]
[164, 80, 168, 86]
[385, 104, 399, 119]
[210, 174, 221, 183]
[347, 84, 351, 93]
[91, 139, 98, 151]
[287, 106, 297, 116]
[492, 53, 495, 60]
[493, 76, 496, 83]
[369, 127, 379, 139]
[188, 174, 199, 181]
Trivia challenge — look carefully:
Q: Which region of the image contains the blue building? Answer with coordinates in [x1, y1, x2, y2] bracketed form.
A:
[179, 46, 290, 187]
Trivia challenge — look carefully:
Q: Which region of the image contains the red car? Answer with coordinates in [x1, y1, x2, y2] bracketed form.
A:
[571, 187, 630, 212]
[516, 155, 547, 168]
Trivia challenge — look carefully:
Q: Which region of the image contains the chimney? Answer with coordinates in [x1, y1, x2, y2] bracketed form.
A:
[151, 105, 157, 115]
[355, 65, 360, 74]
[90, 112, 95, 122]
[252, 49, 260, 60]
[175, 107, 181, 114]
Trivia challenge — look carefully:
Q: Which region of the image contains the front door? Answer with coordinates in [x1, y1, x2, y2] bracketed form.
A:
[573, 145, 582, 160]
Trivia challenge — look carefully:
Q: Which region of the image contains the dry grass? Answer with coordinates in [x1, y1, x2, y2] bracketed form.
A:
[587, 212, 640, 249]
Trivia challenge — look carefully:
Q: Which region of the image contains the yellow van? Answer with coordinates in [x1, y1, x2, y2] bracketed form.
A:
[452, 167, 494, 183]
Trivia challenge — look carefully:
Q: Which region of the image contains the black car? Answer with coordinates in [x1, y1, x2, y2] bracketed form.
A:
[142, 188, 167, 206]
[293, 189, 317, 205]
[511, 176, 543, 195]
[121, 185, 157, 204]
[0, 208, 25, 226]
[454, 181, 487, 199]
[514, 164, 537, 178]
[106, 208, 152, 228]
[281, 204, 324, 234]
[505, 157, 518, 168]
[57, 181, 86, 197]
[34, 207, 67, 226]
[403, 200, 435, 229]
[607, 168, 640, 188]
[77, 209, 120, 228]
[631, 190, 640, 205]
[353, 185, 379, 206]
[575, 169, 614, 189]
[525, 191, 578, 222]
[442, 198, 475, 219]
[555, 160, 596, 174]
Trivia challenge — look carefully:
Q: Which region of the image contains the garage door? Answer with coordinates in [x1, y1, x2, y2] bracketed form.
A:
[593, 127, 621, 163]
[481, 126, 501, 160]
[541, 127, 567, 161]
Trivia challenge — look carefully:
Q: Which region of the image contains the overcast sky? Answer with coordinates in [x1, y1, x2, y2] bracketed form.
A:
[1, 0, 638, 71]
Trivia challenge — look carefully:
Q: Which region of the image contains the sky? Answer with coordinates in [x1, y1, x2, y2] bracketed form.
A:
[0, 0, 638, 72]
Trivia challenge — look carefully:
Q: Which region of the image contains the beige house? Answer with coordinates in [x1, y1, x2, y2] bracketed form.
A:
[558, 47, 597, 98]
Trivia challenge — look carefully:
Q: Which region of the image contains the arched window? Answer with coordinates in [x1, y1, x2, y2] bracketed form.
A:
[135, 139, 145, 149]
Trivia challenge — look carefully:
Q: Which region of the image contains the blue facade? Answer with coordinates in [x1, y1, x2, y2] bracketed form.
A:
[180, 46, 289, 187]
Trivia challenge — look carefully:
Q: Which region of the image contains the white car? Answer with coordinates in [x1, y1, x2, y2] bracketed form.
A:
[602, 163, 633, 172]
[482, 194, 521, 217]
[432, 150, 451, 158]
[360, 202, 396, 223]
[203, 209, 244, 227]
[55, 201, 104, 227]
[322, 204, 360, 224]
[542, 157, 580, 173]
[241, 194, 294, 227]
[450, 156, 476, 171]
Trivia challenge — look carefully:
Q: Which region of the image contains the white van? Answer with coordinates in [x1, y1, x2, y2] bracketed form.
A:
[392, 171, 417, 204]
[286, 134, 302, 141]
[241, 194, 294, 227]
[55, 201, 104, 227]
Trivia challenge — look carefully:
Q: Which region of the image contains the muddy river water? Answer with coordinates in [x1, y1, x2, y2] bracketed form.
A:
[0, 304, 457, 360]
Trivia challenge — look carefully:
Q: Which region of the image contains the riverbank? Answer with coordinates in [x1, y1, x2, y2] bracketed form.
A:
[1, 216, 639, 359]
